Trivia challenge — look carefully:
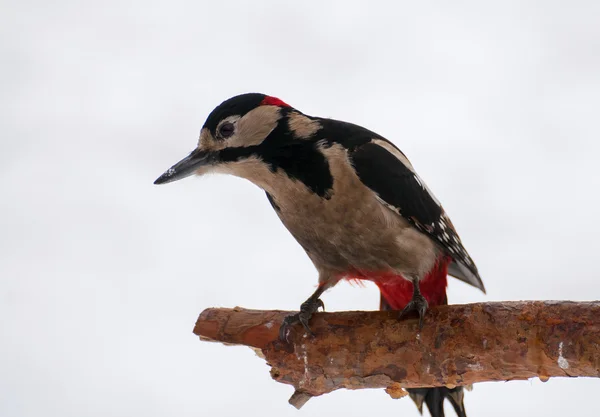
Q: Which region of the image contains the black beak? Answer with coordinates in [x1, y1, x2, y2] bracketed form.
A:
[154, 149, 212, 185]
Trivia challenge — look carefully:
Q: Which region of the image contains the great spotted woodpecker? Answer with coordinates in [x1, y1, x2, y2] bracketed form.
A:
[155, 93, 485, 417]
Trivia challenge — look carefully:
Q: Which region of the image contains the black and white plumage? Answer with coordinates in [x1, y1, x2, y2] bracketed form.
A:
[155, 93, 485, 417]
[347, 139, 484, 292]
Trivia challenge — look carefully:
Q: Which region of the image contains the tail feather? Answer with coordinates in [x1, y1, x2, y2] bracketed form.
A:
[407, 387, 467, 417]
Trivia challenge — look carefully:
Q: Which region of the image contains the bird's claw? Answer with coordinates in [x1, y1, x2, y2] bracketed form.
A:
[399, 294, 428, 330]
[279, 298, 325, 342]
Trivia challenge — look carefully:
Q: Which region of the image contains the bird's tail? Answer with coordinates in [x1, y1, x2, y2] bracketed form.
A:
[378, 257, 468, 417]
[406, 386, 466, 417]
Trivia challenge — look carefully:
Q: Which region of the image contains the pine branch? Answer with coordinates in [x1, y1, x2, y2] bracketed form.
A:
[193, 301, 600, 409]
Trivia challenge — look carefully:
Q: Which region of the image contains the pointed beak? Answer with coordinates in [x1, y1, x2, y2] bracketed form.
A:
[154, 149, 212, 185]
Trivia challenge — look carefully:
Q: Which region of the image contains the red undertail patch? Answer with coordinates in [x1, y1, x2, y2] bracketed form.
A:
[260, 96, 291, 108]
[346, 257, 451, 310]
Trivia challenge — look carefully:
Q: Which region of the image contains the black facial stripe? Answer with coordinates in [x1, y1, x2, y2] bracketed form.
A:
[217, 146, 255, 162]
[262, 142, 333, 198]
[212, 112, 400, 200]
[260, 118, 333, 198]
[216, 119, 334, 198]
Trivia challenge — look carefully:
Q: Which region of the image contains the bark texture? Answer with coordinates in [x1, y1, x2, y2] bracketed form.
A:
[193, 301, 600, 408]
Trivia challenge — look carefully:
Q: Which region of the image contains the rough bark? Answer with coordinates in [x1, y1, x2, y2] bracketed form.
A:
[193, 301, 600, 409]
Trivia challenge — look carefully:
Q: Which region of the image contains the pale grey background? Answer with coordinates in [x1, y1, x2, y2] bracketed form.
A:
[2, 1, 599, 416]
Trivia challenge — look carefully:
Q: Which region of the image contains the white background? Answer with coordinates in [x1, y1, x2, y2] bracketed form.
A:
[2, 1, 599, 416]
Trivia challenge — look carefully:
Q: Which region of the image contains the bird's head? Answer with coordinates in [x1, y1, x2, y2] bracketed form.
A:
[154, 93, 321, 186]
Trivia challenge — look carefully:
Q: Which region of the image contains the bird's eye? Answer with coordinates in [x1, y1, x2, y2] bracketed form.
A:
[218, 122, 235, 138]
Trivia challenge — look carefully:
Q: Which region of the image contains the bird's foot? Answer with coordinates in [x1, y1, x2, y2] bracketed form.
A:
[399, 294, 428, 329]
[279, 298, 325, 342]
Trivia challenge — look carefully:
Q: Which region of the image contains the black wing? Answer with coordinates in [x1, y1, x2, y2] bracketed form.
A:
[349, 140, 485, 292]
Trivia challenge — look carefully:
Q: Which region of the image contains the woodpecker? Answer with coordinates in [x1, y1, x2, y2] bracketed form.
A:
[155, 93, 485, 417]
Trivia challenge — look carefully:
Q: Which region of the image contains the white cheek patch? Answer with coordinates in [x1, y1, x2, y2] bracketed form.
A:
[231, 106, 281, 148]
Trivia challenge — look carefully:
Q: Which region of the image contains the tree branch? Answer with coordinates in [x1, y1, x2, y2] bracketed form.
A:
[193, 301, 600, 409]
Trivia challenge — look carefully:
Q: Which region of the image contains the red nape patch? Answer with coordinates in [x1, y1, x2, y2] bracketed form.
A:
[260, 96, 291, 107]
[345, 257, 451, 310]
